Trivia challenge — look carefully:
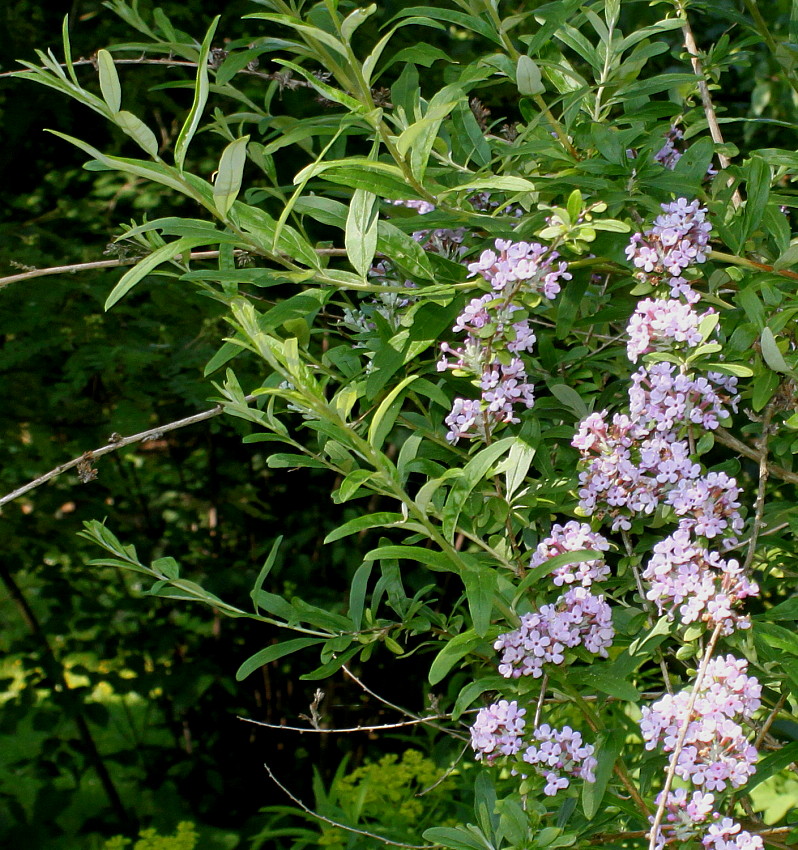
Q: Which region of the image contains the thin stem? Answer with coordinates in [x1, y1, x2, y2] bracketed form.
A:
[713, 427, 798, 487]
[741, 0, 798, 99]
[708, 250, 798, 283]
[0, 396, 257, 509]
[754, 694, 787, 750]
[239, 713, 463, 734]
[263, 761, 436, 849]
[743, 404, 774, 573]
[647, 623, 724, 850]
[675, 1, 742, 208]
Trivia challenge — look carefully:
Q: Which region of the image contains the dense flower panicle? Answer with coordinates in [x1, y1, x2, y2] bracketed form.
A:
[495, 587, 614, 679]
[529, 521, 611, 587]
[643, 529, 758, 634]
[702, 819, 764, 850]
[572, 411, 700, 530]
[468, 238, 571, 298]
[625, 199, 712, 278]
[640, 655, 760, 792]
[443, 360, 535, 444]
[666, 471, 744, 542]
[626, 298, 710, 363]
[522, 724, 597, 795]
[629, 363, 739, 433]
[470, 700, 527, 762]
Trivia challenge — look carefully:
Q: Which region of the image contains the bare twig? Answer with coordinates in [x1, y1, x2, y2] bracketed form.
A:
[417, 743, 469, 796]
[263, 761, 436, 849]
[754, 694, 787, 750]
[676, 1, 743, 208]
[714, 427, 798, 487]
[239, 713, 462, 735]
[342, 665, 468, 741]
[0, 248, 349, 289]
[647, 623, 724, 850]
[743, 404, 774, 572]
[0, 396, 255, 509]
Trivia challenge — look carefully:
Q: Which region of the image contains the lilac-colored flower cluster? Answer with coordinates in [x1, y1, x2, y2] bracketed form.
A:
[470, 699, 526, 762]
[468, 238, 572, 298]
[643, 529, 758, 634]
[439, 238, 569, 443]
[641, 655, 761, 792]
[654, 126, 685, 170]
[495, 586, 614, 678]
[529, 520, 611, 587]
[626, 198, 712, 281]
[522, 724, 597, 795]
[626, 298, 712, 362]
[629, 363, 738, 433]
[649, 790, 763, 850]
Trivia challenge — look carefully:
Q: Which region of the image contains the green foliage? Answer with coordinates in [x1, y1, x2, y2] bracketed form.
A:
[5, 0, 798, 846]
[104, 821, 199, 850]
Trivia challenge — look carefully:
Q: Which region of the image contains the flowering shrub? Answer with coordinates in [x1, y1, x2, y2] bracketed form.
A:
[12, 0, 798, 847]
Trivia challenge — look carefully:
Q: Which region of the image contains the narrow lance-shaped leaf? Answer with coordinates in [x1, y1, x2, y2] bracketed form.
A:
[214, 135, 250, 216]
[345, 188, 378, 277]
[174, 15, 220, 170]
[105, 236, 208, 310]
[97, 48, 121, 113]
[114, 111, 159, 158]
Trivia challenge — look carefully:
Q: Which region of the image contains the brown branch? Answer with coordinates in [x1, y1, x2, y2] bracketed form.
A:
[713, 427, 798, 487]
[239, 713, 463, 734]
[676, 1, 742, 208]
[263, 761, 437, 849]
[0, 396, 255, 510]
[0, 248, 349, 289]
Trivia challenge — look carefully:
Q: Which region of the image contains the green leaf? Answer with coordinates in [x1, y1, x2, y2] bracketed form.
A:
[348, 561, 372, 630]
[272, 58, 363, 112]
[174, 16, 220, 169]
[324, 512, 407, 543]
[363, 545, 455, 573]
[745, 742, 798, 792]
[570, 665, 640, 701]
[463, 566, 496, 637]
[214, 135, 249, 216]
[300, 644, 359, 680]
[762, 596, 798, 620]
[549, 384, 589, 418]
[105, 237, 207, 310]
[428, 630, 484, 685]
[251, 536, 283, 615]
[422, 827, 487, 850]
[97, 49, 121, 113]
[345, 188, 379, 277]
[236, 638, 323, 681]
[516, 54, 545, 95]
[761, 327, 789, 373]
[741, 155, 771, 245]
[113, 111, 159, 157]
[442, 438, 515, 541]
[368, 374, 419, 450]
[582, 732, 622, 819]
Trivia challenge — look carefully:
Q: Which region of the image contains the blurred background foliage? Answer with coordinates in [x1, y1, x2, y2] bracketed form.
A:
[2, 0, 798, 847]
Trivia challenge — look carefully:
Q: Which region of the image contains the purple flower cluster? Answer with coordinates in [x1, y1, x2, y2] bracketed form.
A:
[626, 198, 712, 281]
[629, 363, 738, 433]
[626, 298, 711, 362]
[529, 520, 611, 587]
[573, 412, 700, 530]
[495, 586, 614, 679]
[522, 724, 597, 795]
[650, 790, 763, 850]
[654, 126, 684, 170]
[470, 699, 526, 762]
[643, 529, 758, 634]
[640, 655, 761, 793]
[468, 238, 571, 298]
[440, 238, 568, 444]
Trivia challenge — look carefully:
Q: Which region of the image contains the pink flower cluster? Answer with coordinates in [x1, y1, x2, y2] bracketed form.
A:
[643, 529, 758, 634]
[495, 586, 614, 679]
[529, 520, 611, 587]
[626, 298, 712, 362]
[468, 238, 572, 298]
[470, 699, 526, 762]
[626, 198, 712, 281]
[440, 238, 568, 444]
[650, 790, 763, 850]
[640, 655, 761, 793]
[522, 724, 597, 795]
